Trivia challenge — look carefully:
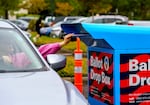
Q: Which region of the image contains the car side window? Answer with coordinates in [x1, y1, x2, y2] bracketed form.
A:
[93, 19, 103, 23]
[0, 29, 44, 71]
[103, 18, 115, 23]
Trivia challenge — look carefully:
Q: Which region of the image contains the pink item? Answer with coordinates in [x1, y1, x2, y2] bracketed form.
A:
[10, 52, 31, 68]
[10, 43, 61, 68]
[38, 43, 61, 59]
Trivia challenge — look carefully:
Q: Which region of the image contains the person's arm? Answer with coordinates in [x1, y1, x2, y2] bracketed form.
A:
[59, 34, 73, 47]
[38, 34, 73, 59]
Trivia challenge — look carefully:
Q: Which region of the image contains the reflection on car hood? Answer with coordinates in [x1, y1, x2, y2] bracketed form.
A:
[0, 70, 69, 105]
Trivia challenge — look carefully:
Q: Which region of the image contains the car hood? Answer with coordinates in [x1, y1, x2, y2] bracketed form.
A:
[0, 70, 70, 105]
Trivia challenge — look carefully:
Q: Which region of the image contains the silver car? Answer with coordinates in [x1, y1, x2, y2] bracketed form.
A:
[84, 15, 129, 24]
[9, 19, 29, 31]
[0, 19, 89, 105]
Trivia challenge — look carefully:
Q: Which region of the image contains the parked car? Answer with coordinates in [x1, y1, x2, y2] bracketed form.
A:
[40, 27, 51, 36]
[9, 19, 29, 31]
[50, 21, 65, 38]
[8, 20, 31, 37]
[71, 17, 88, 23]
[0, 19, 89, 105]
[44, 16, 55, 26]
[63, 16, 84, 23]
[128, 20, 150, 26]
[18, 16, 38, 23]
[83, 15, 129, 24]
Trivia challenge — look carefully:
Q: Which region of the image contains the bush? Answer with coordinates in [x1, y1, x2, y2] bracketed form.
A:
[31, 35, 87, 52]
[28, 19, 37, 31]
[58, 56, 88, 77]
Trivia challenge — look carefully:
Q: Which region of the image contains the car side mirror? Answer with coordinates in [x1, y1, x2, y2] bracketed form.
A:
[46, 54, 66, 71]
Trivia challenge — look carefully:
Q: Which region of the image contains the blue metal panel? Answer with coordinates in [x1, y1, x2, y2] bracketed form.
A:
[114, 50, 120, 105]
[62, 22, 150, 105]
[88, 97, 108, 105]
[81, 23, 150, 50]
[88, 47, 114, 105]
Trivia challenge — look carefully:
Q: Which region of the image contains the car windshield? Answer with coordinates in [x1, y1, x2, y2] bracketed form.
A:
[0, 28, 46, 72]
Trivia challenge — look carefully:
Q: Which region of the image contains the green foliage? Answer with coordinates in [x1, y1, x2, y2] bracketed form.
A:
[31, 35, 87, 52]
[112, 0, 150, 20]
[58, 56, 88, 77]
[0, 0, 19, 10]
[2, 0, 149, 20]
[16, 14, 28, 19]
[68, 0, 82, 16]
[28, 19, 37, 31]
[15, 0, 150, 19]
[22, 0, 48, 14]
[32, 35, 61, 46]
[0, 0, 20, 18]
[55, 2, 74, 16]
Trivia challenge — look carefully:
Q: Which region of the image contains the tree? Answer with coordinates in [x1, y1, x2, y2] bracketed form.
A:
[55, 2, 74, 16]
[21, 0, 48, 14]
[78, 0, 112, 16]
[134, 0, 150, 19]
[89, 1, 112, 15]
[67, 0, 82, 16]
[0, 0, 20, 19]
[112, 0, 150, 20]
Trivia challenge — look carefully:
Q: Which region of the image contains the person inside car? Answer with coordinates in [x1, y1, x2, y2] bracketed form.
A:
[0, 34, 73, 68]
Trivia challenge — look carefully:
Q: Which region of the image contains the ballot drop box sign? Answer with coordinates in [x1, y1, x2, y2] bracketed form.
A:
[88, 47, 150, 105]
[88, 49, 114, 105]
[120, 53, 150, 104]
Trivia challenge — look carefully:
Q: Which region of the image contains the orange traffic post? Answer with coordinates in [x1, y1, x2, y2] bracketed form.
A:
[74, 37, 83, 93]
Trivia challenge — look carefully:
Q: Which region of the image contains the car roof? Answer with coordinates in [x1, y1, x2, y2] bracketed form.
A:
[0, 20, 14, 28]
[10, 19, 29, 25]
[71, 17, 88, 23]
[88, 15, 128, 19]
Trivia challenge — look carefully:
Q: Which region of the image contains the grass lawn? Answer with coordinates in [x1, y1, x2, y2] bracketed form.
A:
[58, 56, 88, 77]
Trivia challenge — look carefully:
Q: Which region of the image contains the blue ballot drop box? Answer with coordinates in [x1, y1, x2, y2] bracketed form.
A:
[61, 23, 150, 105]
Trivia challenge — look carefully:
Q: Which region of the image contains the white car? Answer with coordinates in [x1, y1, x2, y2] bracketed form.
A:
[63, 16, 84, 23]
[43, 16, 56, 27]
[0, 19, 89, 105]
[50, 21, 64, 38]
[128, 20, 150, 26]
